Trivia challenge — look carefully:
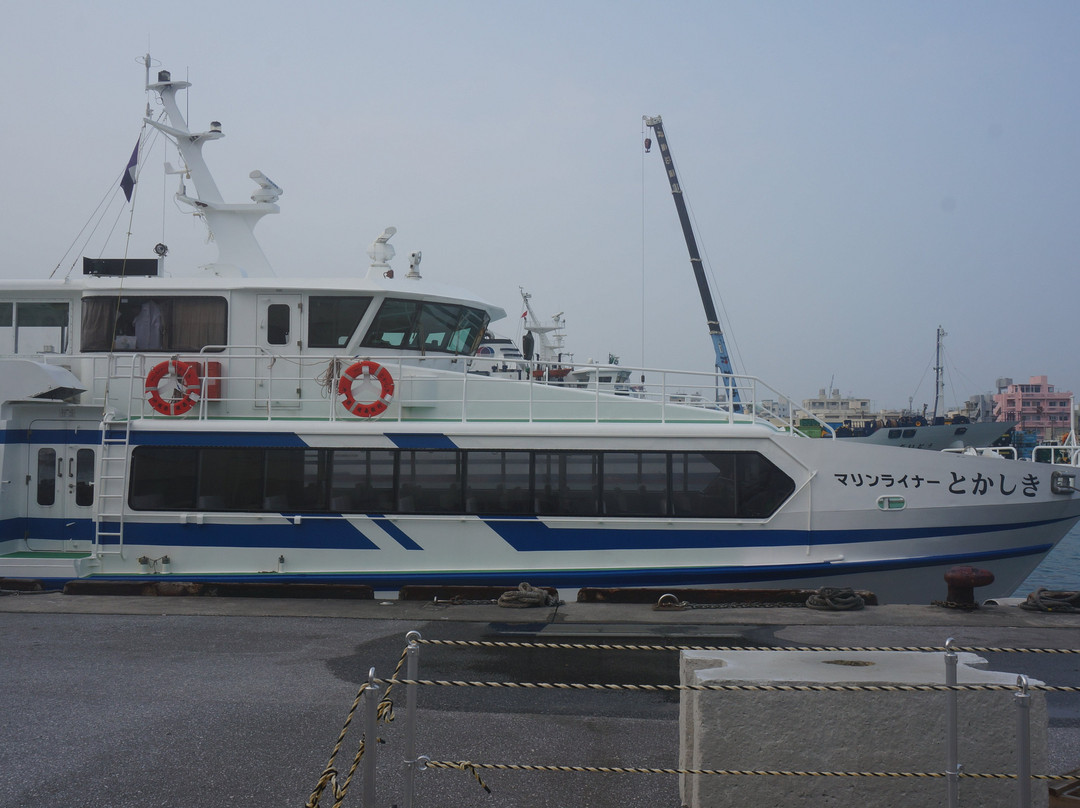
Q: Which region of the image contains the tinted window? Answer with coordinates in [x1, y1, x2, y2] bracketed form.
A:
[465, 450, 532, 514]
[267, 304, 290, 345]
[330, 449, 395, 512]
[602, 451, 668, 516]
[75, 449, 95, 507]
[36, 448, 56, 506]
[128, 446, 793, 520]
[361, 299, 489, 355]
[309, 296, 372, 348]
[399, 450, 462, 513]
[81, 296, 227, 352]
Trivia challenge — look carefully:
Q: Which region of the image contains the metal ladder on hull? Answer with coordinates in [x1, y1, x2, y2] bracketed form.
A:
[93, 414, 131, 557]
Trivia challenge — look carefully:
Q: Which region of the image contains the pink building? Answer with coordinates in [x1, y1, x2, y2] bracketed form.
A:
[993, 375, 1073, 441]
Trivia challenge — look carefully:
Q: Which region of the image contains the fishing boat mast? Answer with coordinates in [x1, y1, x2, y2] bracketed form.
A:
[932, 325, 946, 420]
[643, 115, 738, 405]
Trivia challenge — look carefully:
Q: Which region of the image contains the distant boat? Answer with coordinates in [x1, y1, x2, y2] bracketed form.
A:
[850, 419, 1014, 451]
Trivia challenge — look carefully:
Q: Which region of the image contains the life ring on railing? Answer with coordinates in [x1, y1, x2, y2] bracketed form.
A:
[145, 359, 201, 416]
[338, 360, 395, 418]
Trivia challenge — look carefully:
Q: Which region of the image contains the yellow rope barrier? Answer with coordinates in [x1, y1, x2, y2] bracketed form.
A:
[305, 645, 410, 808]
[416, 638, 1080, 655]
[422, 760, 1080, 781]
[306, 636, 1080, 802]
[376, 677, 1080, 694]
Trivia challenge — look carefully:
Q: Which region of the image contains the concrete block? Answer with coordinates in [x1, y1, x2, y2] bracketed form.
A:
[680, 650, 1047, 808]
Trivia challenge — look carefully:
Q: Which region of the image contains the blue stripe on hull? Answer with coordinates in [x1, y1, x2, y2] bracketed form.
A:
[13, 514, 1072, 553]
[110, 519, 381, 550]
[70, 541, 1050, 589]
[482, 515, 1073, 552]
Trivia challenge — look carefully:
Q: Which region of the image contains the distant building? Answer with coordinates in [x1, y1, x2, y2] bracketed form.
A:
[802, 388, 872, 428]
[963, 393, 997, 423]
[993, 375, 1073, 441]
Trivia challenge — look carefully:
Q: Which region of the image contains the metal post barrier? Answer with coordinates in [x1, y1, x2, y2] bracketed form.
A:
[402, 631, 422, 808]
[1015, 674, 1031, 808]
[945, 637, 960, 808]
[363, 666, 380, 808]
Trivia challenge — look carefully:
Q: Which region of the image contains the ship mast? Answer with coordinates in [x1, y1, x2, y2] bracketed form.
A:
[142, 55, 281, 277]
[932, 325, 947, 420]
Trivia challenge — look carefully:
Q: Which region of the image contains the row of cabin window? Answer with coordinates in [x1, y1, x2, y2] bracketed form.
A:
[77, 295, 489, 354]
[128, 447, 795, 519]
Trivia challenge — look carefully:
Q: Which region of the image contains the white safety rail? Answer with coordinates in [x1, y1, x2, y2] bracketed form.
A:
[60, 351, 836, 435]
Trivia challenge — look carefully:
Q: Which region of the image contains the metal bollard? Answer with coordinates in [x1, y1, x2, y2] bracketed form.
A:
[944, 637, 960, 808]
[363, 666, 380, 808]
[1015, 674, 1031, 808]
[402, 631, 422, 808]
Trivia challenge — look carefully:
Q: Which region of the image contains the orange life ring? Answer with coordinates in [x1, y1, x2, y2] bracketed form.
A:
[145, 359, 201, 416]
[338, 360, 395, 418]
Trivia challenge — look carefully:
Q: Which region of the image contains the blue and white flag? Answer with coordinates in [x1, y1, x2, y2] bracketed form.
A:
[120, 140, 139, 201]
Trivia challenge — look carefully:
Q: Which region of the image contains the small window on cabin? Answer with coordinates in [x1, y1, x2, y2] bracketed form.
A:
[0, 302, 12, 354]
[80, 296, 227, 352]
[308, 296, 372, 348]
[36, 448, 57, 506]
[267, 304, 291, 345]
[75, 448, 95, 507]
[361, 299, 420, 349]
[13, 302, 69, 354]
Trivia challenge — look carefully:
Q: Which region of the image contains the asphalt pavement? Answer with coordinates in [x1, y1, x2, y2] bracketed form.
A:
[1, 592, 1078, 808]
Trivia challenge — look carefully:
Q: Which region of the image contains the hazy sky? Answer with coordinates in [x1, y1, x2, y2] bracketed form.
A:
[4, 1, 1079, 411]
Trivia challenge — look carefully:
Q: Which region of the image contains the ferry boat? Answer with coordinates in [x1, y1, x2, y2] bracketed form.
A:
[2, 59, 1079, 603]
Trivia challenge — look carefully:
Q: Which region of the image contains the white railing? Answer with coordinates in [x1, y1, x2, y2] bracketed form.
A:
[30, 349, 834, 435]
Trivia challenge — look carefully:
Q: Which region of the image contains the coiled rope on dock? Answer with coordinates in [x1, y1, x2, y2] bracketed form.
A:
[1020, 588, 1080, 613]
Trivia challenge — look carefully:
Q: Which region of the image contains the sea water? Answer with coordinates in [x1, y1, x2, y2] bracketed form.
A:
[1012, 522, 1080, 595]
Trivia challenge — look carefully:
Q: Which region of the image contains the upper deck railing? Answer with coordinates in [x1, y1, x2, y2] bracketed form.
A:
[27, 350, 835, 436]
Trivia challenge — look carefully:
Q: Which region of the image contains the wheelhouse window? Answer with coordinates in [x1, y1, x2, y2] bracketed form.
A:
[308, 296, 372, 348]
[129, 446, 795, 520]
[80, 296, 227, 352]
[360, 298, 489, 355]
